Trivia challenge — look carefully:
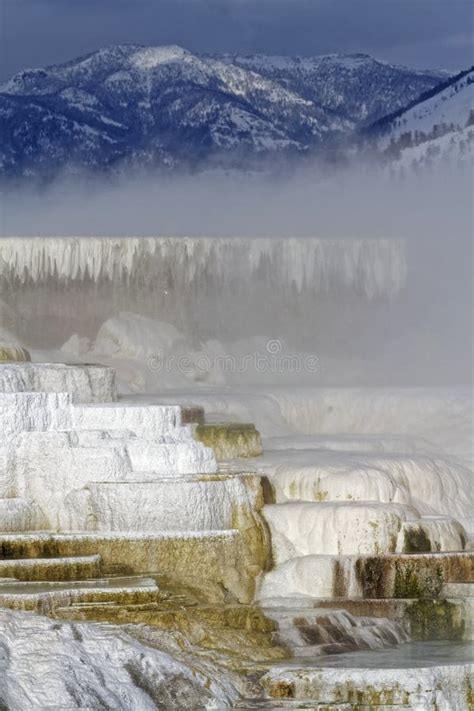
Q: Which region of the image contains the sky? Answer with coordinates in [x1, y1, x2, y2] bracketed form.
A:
[0, 0, 472, 81]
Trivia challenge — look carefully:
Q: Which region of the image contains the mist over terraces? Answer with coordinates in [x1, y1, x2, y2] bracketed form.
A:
[0, 9, 473, 705]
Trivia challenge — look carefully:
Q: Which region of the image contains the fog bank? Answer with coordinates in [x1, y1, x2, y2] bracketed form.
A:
[0, 163, 472, 240]
[0, 163, 472, 386]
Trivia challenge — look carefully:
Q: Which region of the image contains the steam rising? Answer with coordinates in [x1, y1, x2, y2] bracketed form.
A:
[0, 161, 472, 385]
[0, 163, 471, 239]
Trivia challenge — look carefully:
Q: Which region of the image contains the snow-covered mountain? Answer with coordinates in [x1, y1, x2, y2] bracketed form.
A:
[213, 52, 448, 126]
[0, 44, 448, 179]
[369, 67, 474, 174]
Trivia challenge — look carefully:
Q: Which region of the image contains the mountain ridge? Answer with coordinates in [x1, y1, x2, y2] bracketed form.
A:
[0, 44, 452, 179]
[368, 65, 474, 133]
[364, 66, 474, 174]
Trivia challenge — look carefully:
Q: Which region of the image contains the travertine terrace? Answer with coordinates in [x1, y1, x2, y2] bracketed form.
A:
[0, 235, 472, 709]
[0, 354, 472, 708]
[0, 362, 270, 604]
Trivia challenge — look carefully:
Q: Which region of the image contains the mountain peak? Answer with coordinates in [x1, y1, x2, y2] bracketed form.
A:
[0, 45, 456, 180]
[128, 45, 190, 70]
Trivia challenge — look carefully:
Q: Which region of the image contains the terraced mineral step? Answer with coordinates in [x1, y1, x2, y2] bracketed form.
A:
[264, 607, 408, 657]
[127, 440, 217, 474]
[236, 701, 412, 709]
[263, 503, 467, 561]
[0, 362, 116, 402]
[262, 596, 470, 642]
[397, 516, 467, 553]
[0, 529, 261, 604]
[4, 417, 219, 534]
[263, 501, 421, 560]
[0, 575, 160, 613]
[0, 346, 31, 363]
[71, 402, 184, 436]
[0, 392, 71, 440]
[442, 583, 474, 640]
[63, 475, 263, 533]
[260, 660, 474, 711]
[0, 554, 102, 581]
[10, 434, 133, 530]
[258, 551, 474, 601]
[258, 447, 472, 534]
[15, 428, 172, 447]
[0, 530, 241, 563]
[442, 582, 474, 598]
[50, 600, 271, 634]
[9, 431, 217, 530]
[0, 574, 157, 593]
[194, 422, 263, 460]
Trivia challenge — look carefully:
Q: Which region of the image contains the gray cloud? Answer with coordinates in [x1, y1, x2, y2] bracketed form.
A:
[0, 0, 472, 81]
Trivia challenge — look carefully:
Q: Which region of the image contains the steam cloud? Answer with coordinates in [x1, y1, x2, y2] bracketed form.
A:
[0, 160, 472, 385]
[0, 162, 471, 240]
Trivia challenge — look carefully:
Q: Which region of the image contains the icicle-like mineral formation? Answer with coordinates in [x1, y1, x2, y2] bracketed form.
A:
[0, 237, 406, 296]
[0, 236, 408, 349]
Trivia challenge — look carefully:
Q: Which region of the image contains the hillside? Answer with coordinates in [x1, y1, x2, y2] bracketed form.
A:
[369, 68, 474, 173]
[0, 45, 447, 179]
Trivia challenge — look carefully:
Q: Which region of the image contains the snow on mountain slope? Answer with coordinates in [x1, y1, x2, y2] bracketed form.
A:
[375, 68, 473, 144]
[371, 68, 474, 174]
[214, 52, 447, 125]
[0, 45, 340, 179]
[0, 45, 447, 179]
[386, 125, 473, 177]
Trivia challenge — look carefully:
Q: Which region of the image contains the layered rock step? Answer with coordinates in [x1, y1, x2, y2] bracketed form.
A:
[254, 653, 473, 709]
[0, 554, 102, 581]
[0, 361, 271, 606]
[263, 501, 467, 562]
[263, 606, 408, 657]
[257, 435, 472, 660]
[71, 401, 186, 437]
[63, 474, 265, 533]
[0, 391, 205, 446]
[3, 358, 471, 688]
[442, 582, 474, 641]
[0, 364, 228, 553]
[0, 362, 116, 402]
[0, 392, 71, 439]
[6, 417, 252, 484]
[258, 446, 473, 534]
[0, 529, 264, 604]
[52, 599, 408, 668]
[0, 345, 31, 363]
[260, 596, 471, 642]
[126, 440, 217, 473]
[0, 539, 160, 614]
[258, 551, 474, 600]
[194, 422, 263, 460]
[0, 576, 160, 613]
[4, 429, 218, 528]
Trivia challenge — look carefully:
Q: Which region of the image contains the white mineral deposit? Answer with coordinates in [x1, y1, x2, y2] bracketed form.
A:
[0, 11, 473, 706]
